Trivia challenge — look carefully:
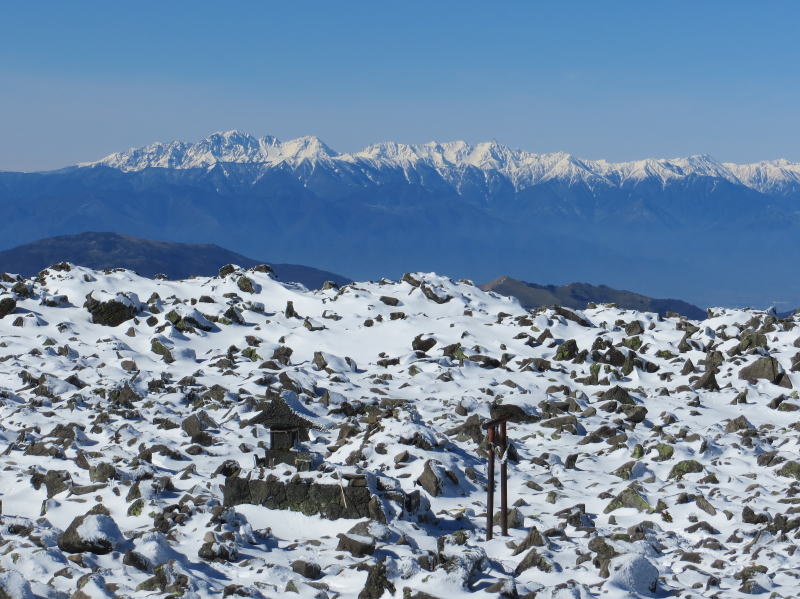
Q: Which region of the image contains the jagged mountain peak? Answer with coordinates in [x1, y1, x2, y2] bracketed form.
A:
[81, 131, 336, 171]
[723, 157, 800, 192]
[278, 135, 338, 161]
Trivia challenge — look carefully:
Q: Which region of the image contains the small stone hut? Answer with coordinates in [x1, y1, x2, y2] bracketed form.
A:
[247, 394, 320, 470]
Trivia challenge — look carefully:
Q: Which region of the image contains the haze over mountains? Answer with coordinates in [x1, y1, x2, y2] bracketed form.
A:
[2, 130, 799, 308]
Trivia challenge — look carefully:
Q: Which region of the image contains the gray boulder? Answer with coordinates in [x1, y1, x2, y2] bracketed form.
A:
[58, 505, 125, 554]
[358, 558, 395, 599]
[693, 369, 720, 391]
[555, 339, 579, 361]
[416, 460, 458, 497]
[600, 386, 635, 405]
[291, 560, 322, 579]
[336, 533, 375, 557]
[182, 410, 217, 439]
[84, 293, 137, 327]
[739, 356, 792, 388]
[0, 297, 16, 319]
[198, 533, 238, 562]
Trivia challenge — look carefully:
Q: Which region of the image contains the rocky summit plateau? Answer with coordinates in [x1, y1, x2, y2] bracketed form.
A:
[0, 262, 799, 598]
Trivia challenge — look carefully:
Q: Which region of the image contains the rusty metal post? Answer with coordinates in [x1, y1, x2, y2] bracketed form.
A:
[486, 425, 495, 540]
[500, 420, 508, 536]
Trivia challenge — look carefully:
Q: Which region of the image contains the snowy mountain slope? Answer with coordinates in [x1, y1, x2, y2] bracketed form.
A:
[724, 159, 800, 194]
[82, 130, 800, 195]
[0, 263, 799, 598]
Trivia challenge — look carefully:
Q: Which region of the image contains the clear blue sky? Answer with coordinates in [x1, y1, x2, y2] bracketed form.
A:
[1, 1, 798, 171]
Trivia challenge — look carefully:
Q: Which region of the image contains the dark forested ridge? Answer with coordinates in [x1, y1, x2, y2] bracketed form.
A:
[0, 232, 350, 288]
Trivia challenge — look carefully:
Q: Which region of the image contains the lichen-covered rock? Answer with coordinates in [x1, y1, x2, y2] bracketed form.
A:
[150, 338, 175, 363]
[223, 476, 392, 522]
[668, 459, 704, 480]
[273, 345, 293, 365]
[777, 460, 800, 480]
[604, 487, 652, 513]
[109, 383, 142, 407]
[726, 415, 753, 433]
[237, 276, 255, 293]
[84, 292, 138, 326]
[515, 548, 554, 574]
[218, 264, 237, 277]
[513, 527, 546, 556]
[612, 461, 639, 480]
[89, 462, 117, 483]
[600, 385, 635, 405]
[555, 339, 578, 361]
[653, 444, 674, 461]
[419, 284, 451, 304]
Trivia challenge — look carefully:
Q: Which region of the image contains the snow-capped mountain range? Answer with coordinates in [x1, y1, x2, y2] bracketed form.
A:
[82, 130, 800, 194]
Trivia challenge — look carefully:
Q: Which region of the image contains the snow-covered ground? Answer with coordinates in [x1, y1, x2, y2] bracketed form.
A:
[0, 263, 798, 598]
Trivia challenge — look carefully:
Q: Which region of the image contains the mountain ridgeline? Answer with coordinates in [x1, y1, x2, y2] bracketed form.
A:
[0, 232, 350, 289]
[482, 275, 706, 320]
[2, 130, 799, 307]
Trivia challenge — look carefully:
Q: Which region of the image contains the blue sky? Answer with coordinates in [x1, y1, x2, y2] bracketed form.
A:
[1, 1, 798, 171]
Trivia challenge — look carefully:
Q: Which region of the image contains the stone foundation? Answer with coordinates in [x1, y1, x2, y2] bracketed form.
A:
[223, 474, 428, 522]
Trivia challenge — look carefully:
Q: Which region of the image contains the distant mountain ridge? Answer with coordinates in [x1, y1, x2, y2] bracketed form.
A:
[0, 232, 350, 288]
[482, 275, 707, 320]
[82, 130, 800, 195]
[2, 130, 800, 308]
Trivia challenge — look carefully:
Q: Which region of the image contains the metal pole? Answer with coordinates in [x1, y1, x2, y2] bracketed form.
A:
[487, 425, 495, 540]
[500, 420, 508, 536]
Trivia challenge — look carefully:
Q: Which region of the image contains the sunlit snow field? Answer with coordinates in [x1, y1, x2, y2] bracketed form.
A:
[0, 264, 798, 598]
